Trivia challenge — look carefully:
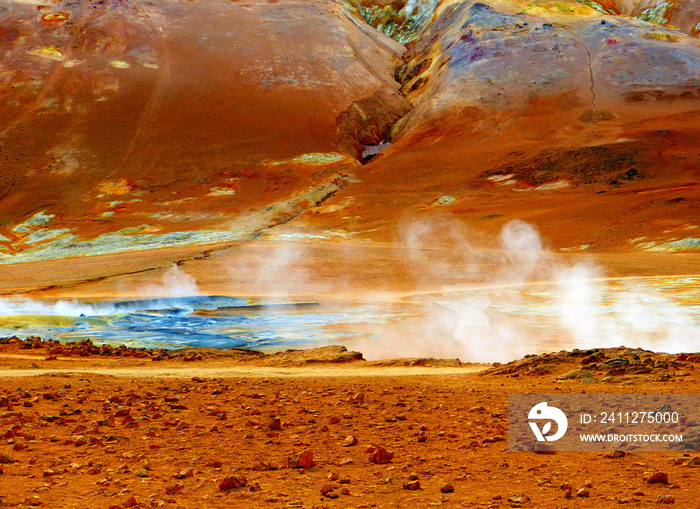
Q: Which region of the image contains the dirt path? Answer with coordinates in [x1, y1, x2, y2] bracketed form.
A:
[0, 364, 484, 378]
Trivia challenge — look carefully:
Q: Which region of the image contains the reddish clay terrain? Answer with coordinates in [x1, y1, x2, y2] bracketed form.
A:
[1, 339, 700, 509]
[0, 0, 698, 282]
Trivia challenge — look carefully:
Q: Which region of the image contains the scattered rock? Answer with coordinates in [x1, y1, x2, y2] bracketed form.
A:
[176, 467, 194, 479]
[646, 472, 669, 484]
[440, 483, 455, 493]
[508, 494, 530, 504]
[343, 435, 358, 447]
[403, 480, 420, 490]
[368, 446, 393, 464]
[0, 453, 16, 464]
[165, 484, 183, 495]
[577, 488, 590, 497]
[607, 450, 626, 458]
[219, 475, 248, 490]
[657, 495, 675, 504]
[289, 450, 314, 469]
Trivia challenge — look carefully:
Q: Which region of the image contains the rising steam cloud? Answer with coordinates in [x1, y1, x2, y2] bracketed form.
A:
[352, 218, 699, 362]
[0, 264, 200, 316]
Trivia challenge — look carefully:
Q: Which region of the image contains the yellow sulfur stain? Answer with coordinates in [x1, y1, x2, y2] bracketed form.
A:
[110, 60, 131, 69]
[28, 46, 65, 61]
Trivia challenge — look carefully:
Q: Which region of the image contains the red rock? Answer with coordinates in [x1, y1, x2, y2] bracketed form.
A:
[328, 471, 339, 481]
[13, 443, 27, 451]
[368, 446, 393, 464]
[647, 472, 669, 484]
[343, 435, 358, 447]
[165, 484, 183, 495]
[330, 416, 341, 424]
[0, 453, 16, 464]
[97, 416, 116, 427]
[657, 495, 675, 504]
[403, 480, 421, 490]
[577, 488, 590, 497]
[289, 450, 314, 469]
[206, 459, 223, 468]
[441, 483, 455, 493]
[268, 417, 282, 430]
[114, 407, 131, 417]
[321, 485, 338, 499]
[124, 495, 138, 507]
[219, 475, 247, 490]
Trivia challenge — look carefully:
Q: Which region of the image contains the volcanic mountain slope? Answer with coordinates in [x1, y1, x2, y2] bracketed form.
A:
[0, 0, 698, 281]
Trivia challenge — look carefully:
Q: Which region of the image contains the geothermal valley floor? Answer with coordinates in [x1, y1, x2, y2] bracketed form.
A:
[1, 340, 699, 509]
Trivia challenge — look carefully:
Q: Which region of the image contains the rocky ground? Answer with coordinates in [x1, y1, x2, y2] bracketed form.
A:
[1, 339, 699, 508]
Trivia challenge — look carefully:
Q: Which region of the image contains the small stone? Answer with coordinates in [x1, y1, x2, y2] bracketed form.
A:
[340, 487, 350, 495]
[136, 468, 148, 477]
[368, 446, 393, 464]
[584, 480, 593, 488]
[176, 467, 194, 479]
[268, 417, 281, 431]
[124, 495, 138, 508]
[343, 435, 358, 447]
[647, 472, 669, 484]
[607, 450, 626, 459]
[560, 483, 572, 490]
[657, 495, 675, 504]
[321, 485, 338, 499]
[328, 472, 339, 481]
[249, 483, 262, 492]
[440, 483, 455, 493]
[577, 488, 590, 497]
[206, 459, 223, 468]
[165, 484, 183, 495]
[508, 494, 530, 504]
[219, 475, 247, 490]
[403, 480, 420, 490]
[114, 406, 131, 417]
[564, 489, 572, 499]
[289, 450, 314, 469]
[0, 453, 16, 464]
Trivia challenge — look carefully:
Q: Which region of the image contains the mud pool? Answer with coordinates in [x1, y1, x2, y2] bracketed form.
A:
[0, 276, 697, 360]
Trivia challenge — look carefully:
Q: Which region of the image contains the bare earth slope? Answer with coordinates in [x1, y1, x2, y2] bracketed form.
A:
[0, 0, 698, 291]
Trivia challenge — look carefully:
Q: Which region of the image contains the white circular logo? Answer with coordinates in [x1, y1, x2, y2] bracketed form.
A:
[528, 402, 568, 442]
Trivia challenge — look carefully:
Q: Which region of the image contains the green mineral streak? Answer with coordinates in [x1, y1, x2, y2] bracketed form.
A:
[576, 0, 616, 14]
[342, 0, 437, 44]
[292, 153, 345, 164]
[637, 2, 670, 26]
[649, 238, 700, 252]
